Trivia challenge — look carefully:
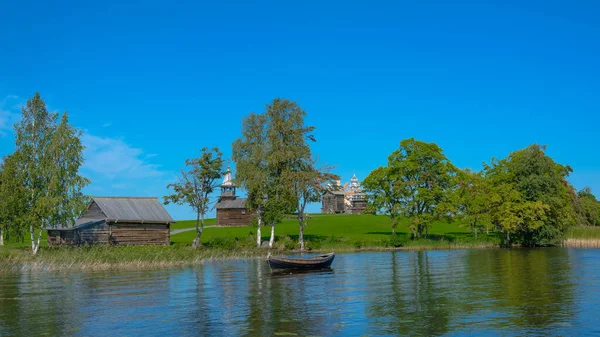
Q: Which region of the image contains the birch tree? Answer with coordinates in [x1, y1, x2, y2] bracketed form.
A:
[234, 99, 316, 249]
[13, 93, 89, 254]
[164, 147, 224, 248]
[232, 113, 270, 247]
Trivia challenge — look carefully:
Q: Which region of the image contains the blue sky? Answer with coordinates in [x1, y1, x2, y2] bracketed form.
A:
[1, 0, 598, 220]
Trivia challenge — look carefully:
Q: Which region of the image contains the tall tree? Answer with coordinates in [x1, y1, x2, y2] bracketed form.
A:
[164, 147, 224, 248]
[483, 144, 578, 245]
[577, 187, 600, 226]
[12, 93, 89, 254]
[363, 166, 403, 234]
[387, 139, 457, 238]
[365, 138, 456, 237]
[456, 169, 491, 238]
[232, 113, 270, 247]
[264, 98, 313, 247]
[234, 99, 317, 249]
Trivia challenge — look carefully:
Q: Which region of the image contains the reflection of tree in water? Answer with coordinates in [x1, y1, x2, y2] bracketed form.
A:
[259, 270, 336, 336]
[366, 251, 453, 335]
[465, 248, 575, 330]
[366, 249, 576, 335]
[0, 272, 85, 337]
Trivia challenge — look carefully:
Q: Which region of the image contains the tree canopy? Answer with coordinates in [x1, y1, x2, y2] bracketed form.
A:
[11, 93, 89, 254]
[164, 147, 224, 248]
[364, 138, 457, 237]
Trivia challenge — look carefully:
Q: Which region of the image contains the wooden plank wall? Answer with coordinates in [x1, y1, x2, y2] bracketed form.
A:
[77, 221, 110, 245]
[217, 209, 253, 227]
[109, 223, 170, 245]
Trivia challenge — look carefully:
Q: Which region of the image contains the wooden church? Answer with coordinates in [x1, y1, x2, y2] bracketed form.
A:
[214, 167, 252, 226]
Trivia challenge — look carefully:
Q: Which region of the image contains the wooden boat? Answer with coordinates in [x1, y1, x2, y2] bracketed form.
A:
[268, 253, 335, 271]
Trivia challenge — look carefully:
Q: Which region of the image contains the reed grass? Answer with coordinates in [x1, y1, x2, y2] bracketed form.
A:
[565, 226, 600, 239]
[0, 244, 268, 273]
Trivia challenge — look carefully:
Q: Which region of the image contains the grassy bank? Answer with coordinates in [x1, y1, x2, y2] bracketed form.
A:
[3, 214, 600, 272]
[172, 214, 501, 251]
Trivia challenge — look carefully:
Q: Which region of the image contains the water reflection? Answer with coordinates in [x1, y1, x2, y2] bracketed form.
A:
[0, 248, 598, 336]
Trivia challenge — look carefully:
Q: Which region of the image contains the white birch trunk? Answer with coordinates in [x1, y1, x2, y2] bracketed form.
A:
[0, 227, 4, 246]
[299, 223, 305, 251]
[34, 229, 43, 254]
[30, 225, 43, 255]
[256, 217, 262, 248]
[30, 225, 36, 253]
[269, 223, 275, 249]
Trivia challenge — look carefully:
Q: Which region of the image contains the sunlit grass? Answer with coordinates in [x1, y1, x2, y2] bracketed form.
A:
[565, 226, 600, 239]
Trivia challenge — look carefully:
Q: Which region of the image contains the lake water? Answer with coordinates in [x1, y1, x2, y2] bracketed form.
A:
[1, 248, 600, 336]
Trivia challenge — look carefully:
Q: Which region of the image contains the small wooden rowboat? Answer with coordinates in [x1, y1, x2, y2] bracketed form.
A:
[268, 253, 335, 271]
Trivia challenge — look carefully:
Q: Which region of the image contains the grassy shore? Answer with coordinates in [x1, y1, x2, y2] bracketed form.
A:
[172, 214, 501, 250]
[1, 214, 599, 272]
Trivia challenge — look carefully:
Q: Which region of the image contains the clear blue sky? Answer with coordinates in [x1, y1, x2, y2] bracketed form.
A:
[1, 0, 598, 220]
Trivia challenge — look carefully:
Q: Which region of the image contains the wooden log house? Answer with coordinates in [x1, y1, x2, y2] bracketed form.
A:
[47, 197, 175, 246]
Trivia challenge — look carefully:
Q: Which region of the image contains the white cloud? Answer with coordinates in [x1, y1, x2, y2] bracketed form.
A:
[0, 95, 21, 137]
[81, 133, 167, 180]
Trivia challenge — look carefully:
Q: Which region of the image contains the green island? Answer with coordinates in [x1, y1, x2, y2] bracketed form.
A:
[2, 214, 600, 272]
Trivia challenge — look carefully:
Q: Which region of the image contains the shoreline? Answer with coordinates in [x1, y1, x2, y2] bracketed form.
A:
[2, 240, 599, 273]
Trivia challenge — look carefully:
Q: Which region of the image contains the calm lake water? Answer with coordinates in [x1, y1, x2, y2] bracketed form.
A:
[1, 248, 600, 336]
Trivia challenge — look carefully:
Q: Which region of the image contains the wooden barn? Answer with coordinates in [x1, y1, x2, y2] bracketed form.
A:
[215, 167, 252, 227]
[47, 197, 175, 246]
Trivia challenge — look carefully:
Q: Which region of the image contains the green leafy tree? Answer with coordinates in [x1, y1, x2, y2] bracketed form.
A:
[0, 155, 29, 245]
[12, 93, 89, 254]
[233, 113, 270, 247]
[486, 181, 549, 245]
[483, 144, 577, 245]
[234, 98, 319, 249]
[456, 169, 491, 239]
[365, 138, 457, 237]
[577, 187, 600, 226]
[363, 166, 403, 234]
[264, 98, 314, 247]
[164, 147, 224, 248]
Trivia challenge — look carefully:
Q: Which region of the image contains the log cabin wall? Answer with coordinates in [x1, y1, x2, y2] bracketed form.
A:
[77, 221, 110, 245]
[350, 200, 367, 214]
[108, 222, 170, 245]
[216, 209, 253, 227]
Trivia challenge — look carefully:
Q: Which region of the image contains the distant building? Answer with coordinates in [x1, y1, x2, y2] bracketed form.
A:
[321, 188, 346, 214]
[47, 196, 175, 246]
[214, 167, 252, 226]
[321, 174, 367, 214]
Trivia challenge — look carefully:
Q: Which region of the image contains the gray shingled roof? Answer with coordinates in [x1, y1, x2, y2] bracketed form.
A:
[93, 197, 175, 223]
[215, 198, 247, 209]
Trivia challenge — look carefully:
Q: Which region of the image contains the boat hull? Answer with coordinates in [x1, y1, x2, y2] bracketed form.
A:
[268, 253, 335, 271]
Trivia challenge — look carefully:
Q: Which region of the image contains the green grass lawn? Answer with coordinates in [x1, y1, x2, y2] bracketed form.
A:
[171, 214, 500, 250]
[170, 218, 216, 230]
